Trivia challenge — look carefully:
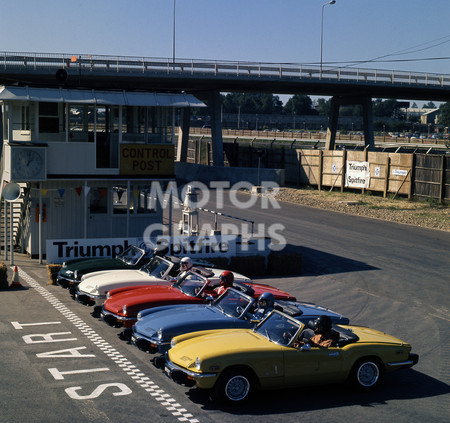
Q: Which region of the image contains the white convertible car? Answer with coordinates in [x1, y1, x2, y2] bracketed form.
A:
[73, 255, 251, 307]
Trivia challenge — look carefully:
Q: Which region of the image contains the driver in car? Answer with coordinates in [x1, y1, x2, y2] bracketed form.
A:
[295, 315, 339, 348]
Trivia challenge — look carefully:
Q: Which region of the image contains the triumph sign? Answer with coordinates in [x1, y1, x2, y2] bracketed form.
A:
[46, 235, 237, 263]
[345, 161, 370, 188]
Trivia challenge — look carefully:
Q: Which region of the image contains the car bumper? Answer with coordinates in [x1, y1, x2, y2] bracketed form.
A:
[163, 357, 217, 389]
[57, 275, 76, 289]
[101, 308, 136, 328]
[387, 353, 419, 369]
[130, 331, 169, 354]
[74, 289, 105, 306]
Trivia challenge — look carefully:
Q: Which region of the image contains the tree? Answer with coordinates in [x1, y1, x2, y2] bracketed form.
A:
[222, 93, 282, 114]
[316, 98, 331, 116]
[283, 94, 314, 115]
[373, 99, 404, 119]
[438, 102, 450, 127]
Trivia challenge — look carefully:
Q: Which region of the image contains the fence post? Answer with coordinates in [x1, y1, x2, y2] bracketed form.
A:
[341, 148, 347, 192]
[318, 150, 323, 191]
[384, 155, 390, 198]
[440, 155, 445, 201]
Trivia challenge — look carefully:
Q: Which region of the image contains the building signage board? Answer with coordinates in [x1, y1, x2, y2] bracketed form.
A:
[47, 235, 237, 263]
[345, 161, 370, 188]
[120, 144, 175, 176]
[392, 169, 408, 176]
[152, 235, 237, 259]
[46, 238, 139, 263]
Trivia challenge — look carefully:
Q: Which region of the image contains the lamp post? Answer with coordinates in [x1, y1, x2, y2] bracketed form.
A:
[172, 0, 176, 64]
[320, 0, 336, 78]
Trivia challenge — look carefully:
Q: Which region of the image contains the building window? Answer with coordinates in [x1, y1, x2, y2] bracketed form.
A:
[21, 105, 30, 130]
[135, 186, 157, 213]
[113, 186, 129, 214]
[89, 187, 108, 214]
[39, 102, 60, 133]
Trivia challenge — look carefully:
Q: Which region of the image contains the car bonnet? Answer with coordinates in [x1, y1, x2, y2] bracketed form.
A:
[134, 305, 229, 336]
[169, 329, 274, 367]
[103, 284, 193, 312]
[78, 269, 168, 295]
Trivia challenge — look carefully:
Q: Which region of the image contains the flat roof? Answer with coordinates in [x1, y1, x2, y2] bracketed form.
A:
[0, 86, 205, 107]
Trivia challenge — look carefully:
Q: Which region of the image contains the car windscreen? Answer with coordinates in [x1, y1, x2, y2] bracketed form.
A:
[141, 256, 171, 278]
[117, 245, 145, 265]
[213, 289, 253, 318]
[255, 311, 302, 346]
[174, 272, 208, 297]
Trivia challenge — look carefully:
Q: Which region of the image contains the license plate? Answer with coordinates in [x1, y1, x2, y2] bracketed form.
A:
[164, 366, 171, 377]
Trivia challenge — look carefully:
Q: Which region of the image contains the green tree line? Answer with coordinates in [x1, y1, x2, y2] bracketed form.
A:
[210, 93, 450, 126]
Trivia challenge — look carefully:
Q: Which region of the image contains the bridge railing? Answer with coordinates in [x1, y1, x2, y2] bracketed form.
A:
[0, 51, 448, 88]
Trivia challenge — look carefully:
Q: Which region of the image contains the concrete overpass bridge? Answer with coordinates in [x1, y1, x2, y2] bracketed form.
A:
[1, 51, 449, 164]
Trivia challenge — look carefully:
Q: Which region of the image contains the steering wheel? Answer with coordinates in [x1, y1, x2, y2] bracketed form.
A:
[236, 306, 244, 316]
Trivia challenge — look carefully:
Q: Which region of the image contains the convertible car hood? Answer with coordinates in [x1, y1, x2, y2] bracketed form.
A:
[78, 269, 168, 295]
[135, 305, 245, 338]
[104, 285, 201, 313]
[62, 257, 122, 275]
[170, 329, 274, 365]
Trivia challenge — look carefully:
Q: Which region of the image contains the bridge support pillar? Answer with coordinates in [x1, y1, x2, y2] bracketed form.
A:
[176, 108, 191, 162]
[208, 90, 224, 166]
[325, 95, 375, 150]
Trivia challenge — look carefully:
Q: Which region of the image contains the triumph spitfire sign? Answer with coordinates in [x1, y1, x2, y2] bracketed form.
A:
[345, 161, 370, 188]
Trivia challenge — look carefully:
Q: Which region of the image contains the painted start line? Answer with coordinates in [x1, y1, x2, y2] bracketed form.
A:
[12, 267, 199, 423]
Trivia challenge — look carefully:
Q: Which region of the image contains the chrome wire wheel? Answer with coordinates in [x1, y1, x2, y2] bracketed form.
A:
[356, 361, 380, 388]
[224, 374, 251, 402]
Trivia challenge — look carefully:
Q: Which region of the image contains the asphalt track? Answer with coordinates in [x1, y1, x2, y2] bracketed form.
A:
[0, 191, 449, 423]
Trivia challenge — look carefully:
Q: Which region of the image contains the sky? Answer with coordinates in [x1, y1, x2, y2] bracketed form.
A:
[0, 0, 449, 104]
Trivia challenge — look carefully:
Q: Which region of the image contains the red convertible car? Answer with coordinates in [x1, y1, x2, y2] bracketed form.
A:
[101, 268, 296, 329]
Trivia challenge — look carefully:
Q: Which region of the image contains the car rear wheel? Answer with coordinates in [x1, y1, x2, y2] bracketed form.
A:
[350, 358, 383, 391]
[214, 368, 254, 405]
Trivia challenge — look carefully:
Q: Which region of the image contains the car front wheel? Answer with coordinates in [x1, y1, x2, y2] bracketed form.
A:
[214, 368, 254, 405]
[350, 358, 383, 391]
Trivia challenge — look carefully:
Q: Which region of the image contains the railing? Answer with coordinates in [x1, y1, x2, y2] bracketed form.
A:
[189, 127, 449, 145]
[1, 51, 449, 88]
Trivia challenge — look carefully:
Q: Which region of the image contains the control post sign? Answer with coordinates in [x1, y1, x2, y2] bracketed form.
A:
[120, 144, 174, 176]
[345, 161, 370, 188]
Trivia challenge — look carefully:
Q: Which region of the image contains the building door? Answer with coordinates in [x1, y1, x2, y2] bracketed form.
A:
[88, 186, 110, 237]
[96, 106, 119, 169]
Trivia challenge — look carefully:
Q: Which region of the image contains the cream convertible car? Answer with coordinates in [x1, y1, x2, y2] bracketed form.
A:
[74, 255, 250, 306]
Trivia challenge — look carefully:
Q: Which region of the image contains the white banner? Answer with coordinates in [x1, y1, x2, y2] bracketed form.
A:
[46, 238, 139, 263]
[152, 235, 237, 258]
[345, 161, 370, 188]
[47, 235, 238, 263]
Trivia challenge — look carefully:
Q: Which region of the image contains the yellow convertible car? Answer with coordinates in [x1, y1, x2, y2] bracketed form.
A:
[163, 310, 419, 404]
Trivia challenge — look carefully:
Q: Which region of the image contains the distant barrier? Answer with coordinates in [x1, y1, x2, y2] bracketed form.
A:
[184, 138, 450, 202]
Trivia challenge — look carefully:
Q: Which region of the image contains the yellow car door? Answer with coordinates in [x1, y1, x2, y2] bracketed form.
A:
[283, 346, 344, 386]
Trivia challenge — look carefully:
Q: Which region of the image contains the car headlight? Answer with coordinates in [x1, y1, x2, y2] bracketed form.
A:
[122, 305, 127, 315]
[136, 311, 142, 320]
[195, 357, 201, 371]
[74, 270, 78, 280]
[106, 291, 111, 299]
[62, 262, 67, 268]
[157, 328, 163, 340]
[170, 338, 176, 348]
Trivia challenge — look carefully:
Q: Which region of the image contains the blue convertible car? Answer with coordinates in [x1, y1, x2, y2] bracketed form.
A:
[130, 288, 349, 354]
